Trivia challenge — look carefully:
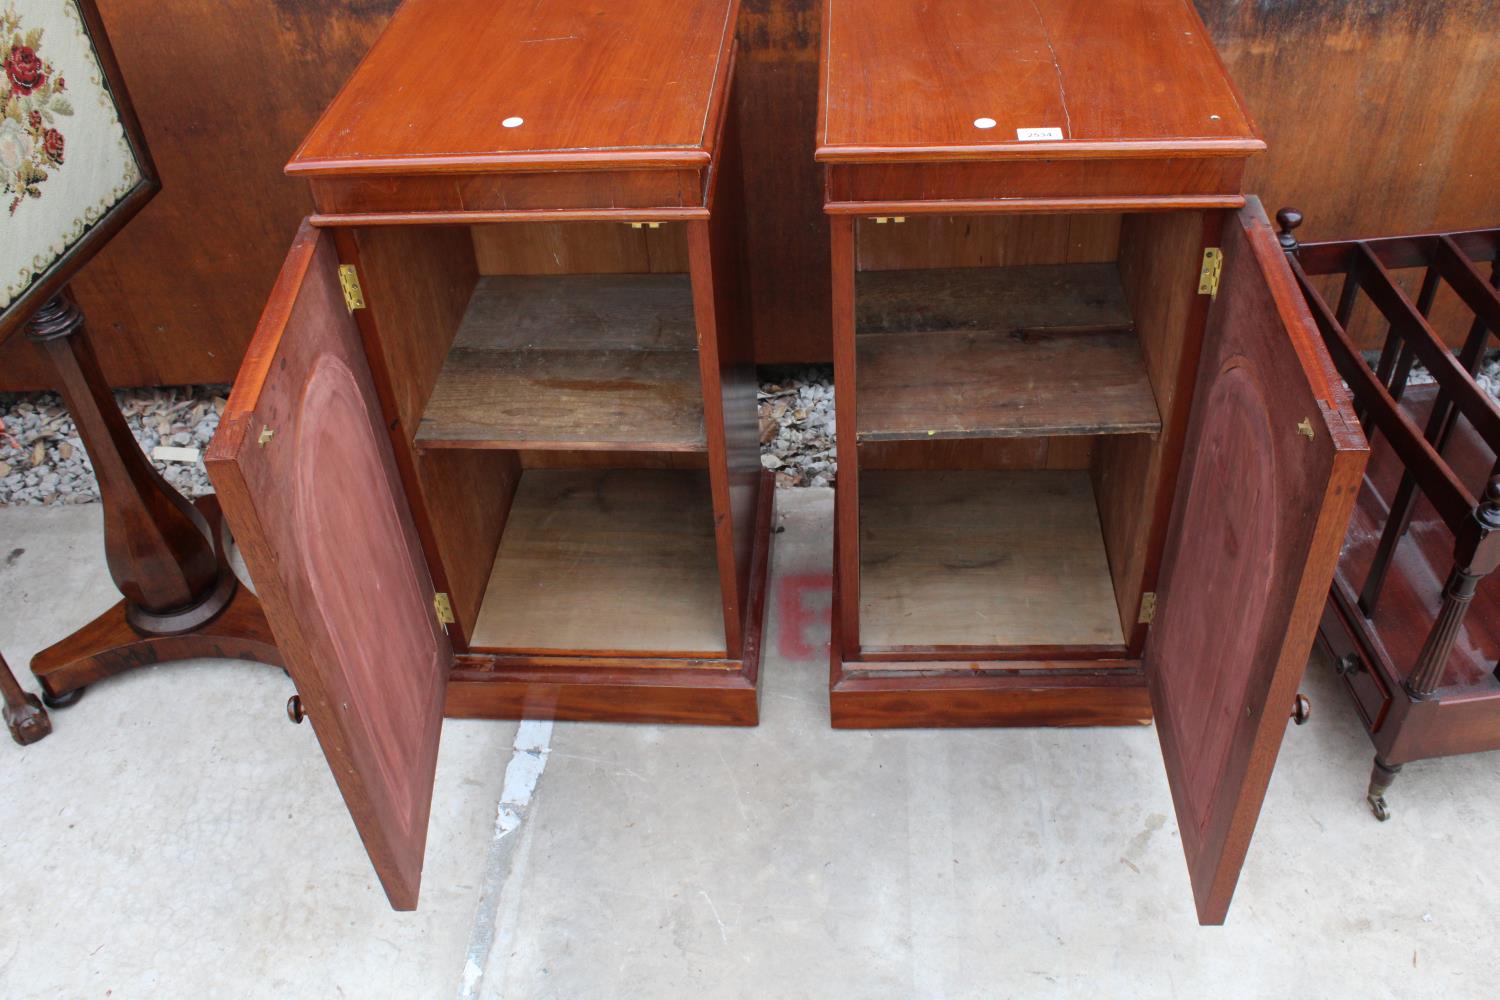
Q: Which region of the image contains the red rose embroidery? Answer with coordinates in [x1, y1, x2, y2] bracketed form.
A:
[4, 44, 46, 95]
[42, 128, 63, 164]
[2, 15, 75, 214]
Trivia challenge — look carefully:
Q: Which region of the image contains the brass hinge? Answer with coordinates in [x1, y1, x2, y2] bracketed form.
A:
[627, 222, 663, 229]
[338, 264, 366, 312]
[1198, 247, 1223, 298]
[1138, 592, 1158, 625]
[433, 592, 455, 629]
[872, 216, 906, 224]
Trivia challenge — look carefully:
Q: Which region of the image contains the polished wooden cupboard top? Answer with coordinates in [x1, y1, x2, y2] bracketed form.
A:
[291, 0, 737, 178]
[816, 0, 1261, 162]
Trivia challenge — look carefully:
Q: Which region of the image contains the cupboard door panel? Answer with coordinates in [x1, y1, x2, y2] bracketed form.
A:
[206, 221, 452, 911]
[1145, 198, 1367, 924]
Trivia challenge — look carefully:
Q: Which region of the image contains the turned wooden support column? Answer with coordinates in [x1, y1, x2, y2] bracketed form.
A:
[25, 294, 230, 630]
[1406, 478, 1500, 698]
[21, 289, 282, 706]
[0, 0, 280, 715]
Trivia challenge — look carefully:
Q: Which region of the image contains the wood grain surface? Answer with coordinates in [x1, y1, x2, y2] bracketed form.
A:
[205, 223, 450, 912]
[469, 469, 727, 656]
[857, 325, 1160, 440]
[1092, 210, 1221, 649]
[1144, 200, 1366, 925]
[292, 0, 736, 175]
[853, 265, 1159, 441]
[818, 0, 1259, 159]
[415, 275, 706, 451]
[859, 470, 1124, 650]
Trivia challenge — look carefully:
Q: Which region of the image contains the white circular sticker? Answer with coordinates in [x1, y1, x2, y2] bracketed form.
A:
[973, 117, 997, 129]
[502, 116, 525, 128]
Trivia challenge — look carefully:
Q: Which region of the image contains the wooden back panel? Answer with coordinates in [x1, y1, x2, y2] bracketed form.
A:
[206, 222, 451, 911]
[855, 214, 1121, 271]
[1145, 199, 1366, 924]
[471, 222, 689, 275]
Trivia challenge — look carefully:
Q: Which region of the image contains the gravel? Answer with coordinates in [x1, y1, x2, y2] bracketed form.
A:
[0, 386, 226, 506]
[758, 365, 835, 488]
[1405, 354, 1500, 396]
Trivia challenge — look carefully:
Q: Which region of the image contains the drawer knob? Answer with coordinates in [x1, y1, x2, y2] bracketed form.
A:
[1336, 652, 1362, 677]
[1291, 693, 1312, 726]
[286, 695, 306, 725]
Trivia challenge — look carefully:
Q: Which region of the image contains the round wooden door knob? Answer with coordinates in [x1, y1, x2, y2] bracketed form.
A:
[1291, 693, 1312, 725]
[286, 695, 306, 724]
[1276, 207, 1303, 250]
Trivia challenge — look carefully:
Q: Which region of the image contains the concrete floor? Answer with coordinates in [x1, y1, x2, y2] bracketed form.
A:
[2, 490, 1498, 999]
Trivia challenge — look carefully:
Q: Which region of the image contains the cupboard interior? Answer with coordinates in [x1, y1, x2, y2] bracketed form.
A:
[346, 221, 731, 657]
[852, 211, 1208, 655]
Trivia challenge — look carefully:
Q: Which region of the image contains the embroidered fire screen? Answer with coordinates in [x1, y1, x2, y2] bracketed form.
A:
[0, 0, 154, 341]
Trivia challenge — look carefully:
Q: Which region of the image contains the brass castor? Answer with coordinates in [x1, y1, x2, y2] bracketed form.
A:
[1367, 756, 1401, 822]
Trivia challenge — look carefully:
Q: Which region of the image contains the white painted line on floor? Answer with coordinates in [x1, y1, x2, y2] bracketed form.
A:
[458, 718, 553, 1000]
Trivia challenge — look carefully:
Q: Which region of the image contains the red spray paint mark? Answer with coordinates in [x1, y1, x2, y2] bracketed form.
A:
[777, 572, 833, 660]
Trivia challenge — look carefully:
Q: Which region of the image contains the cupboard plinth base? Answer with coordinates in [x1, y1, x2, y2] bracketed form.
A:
[30, 497, 284, 701]
[830, 663, 1152, 729]
[444, 473, 773, 727]
[446, 660, 760, 726]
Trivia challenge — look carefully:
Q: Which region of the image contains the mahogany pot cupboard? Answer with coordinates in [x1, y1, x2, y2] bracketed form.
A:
[203, 0, 1378, 926]
[204, 0, 768, 911]
[818, 0, 1369, 925]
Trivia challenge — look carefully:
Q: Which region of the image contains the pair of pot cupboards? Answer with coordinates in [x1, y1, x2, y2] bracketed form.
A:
[204, 0, 1367, 923]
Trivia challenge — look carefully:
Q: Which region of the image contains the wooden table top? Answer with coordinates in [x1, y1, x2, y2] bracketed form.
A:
[816, 0, 1262, 163]
[289, 0, 738, 178]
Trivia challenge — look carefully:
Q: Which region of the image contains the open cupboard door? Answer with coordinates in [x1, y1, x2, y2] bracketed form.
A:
[206, 222, 452, 911]
[1144, 199, 1367, 924]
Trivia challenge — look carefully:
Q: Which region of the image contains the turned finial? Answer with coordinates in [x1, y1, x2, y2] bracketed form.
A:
[1276, 208, 1304, 252]
[23, 292, 84, 343]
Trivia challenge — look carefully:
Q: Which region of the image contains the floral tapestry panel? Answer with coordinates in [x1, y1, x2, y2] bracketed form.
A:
[1, 0, 142, 310]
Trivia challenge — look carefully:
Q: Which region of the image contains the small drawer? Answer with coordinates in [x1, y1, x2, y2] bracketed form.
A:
[1318, 600, 1391, 732]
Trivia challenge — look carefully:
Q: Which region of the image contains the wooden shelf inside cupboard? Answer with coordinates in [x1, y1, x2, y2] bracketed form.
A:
[470, 469, 726, 656]
[860, 471, 1125, 652]
[855, 265, 1161, 441]
[416, 275, 705, 451]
